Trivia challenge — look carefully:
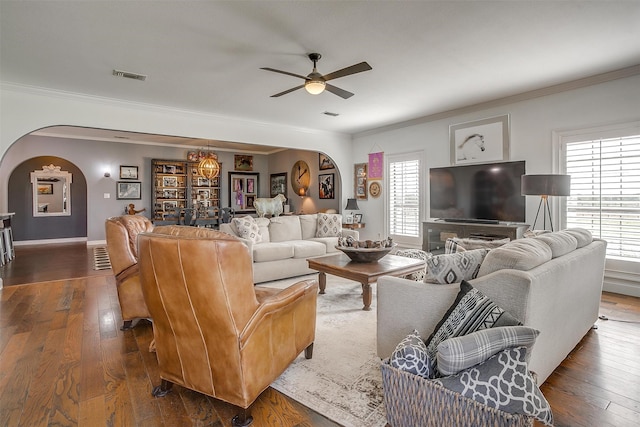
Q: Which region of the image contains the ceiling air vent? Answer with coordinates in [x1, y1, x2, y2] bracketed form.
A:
[112, 69, 147, 81]
[323, 111, 340, 117]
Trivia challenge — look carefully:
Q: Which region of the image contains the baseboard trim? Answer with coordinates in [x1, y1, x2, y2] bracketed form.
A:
[13, 237, 88, 246]
[603, 278, 640, 298]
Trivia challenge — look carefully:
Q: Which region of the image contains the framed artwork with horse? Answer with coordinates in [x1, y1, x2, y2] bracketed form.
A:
[449, 114, 510, 165]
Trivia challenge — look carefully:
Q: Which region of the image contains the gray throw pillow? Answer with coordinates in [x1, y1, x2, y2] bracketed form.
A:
[424, 280, 522, 378]
[389, 329, 433, 379]
[433, 347, 554, 426]
[436, 326, 540, 376]
[395, 249, 431, 281]
[424, 248, 488, 284]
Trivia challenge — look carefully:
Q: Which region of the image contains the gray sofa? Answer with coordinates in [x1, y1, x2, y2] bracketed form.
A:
[220, 213, 359, 284]
[377, 229, 607, 384]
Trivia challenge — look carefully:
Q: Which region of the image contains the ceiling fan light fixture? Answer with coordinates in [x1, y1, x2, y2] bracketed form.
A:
[305, 80, 326, 95]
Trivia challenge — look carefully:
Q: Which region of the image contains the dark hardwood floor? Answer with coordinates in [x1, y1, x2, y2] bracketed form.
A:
[1, 243, 640, 426]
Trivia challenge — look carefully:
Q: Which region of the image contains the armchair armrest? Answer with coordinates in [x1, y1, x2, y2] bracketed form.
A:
[241, 279, 318, 344]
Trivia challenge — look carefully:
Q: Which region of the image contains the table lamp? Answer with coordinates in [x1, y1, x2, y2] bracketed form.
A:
[345, 198, 360, 224]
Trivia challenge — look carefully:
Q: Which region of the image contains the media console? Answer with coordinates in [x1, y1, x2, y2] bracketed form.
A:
[423, 220, 530, 254]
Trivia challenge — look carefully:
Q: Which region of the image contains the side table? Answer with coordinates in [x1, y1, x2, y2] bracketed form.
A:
[342, 223, 365, 230]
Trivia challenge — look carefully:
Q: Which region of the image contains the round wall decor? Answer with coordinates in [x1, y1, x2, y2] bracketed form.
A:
[290, 160, 310, 194]
[369, 181, 382, 198]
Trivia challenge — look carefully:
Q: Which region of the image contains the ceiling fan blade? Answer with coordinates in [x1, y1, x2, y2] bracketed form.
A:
[322, 62, 372, 82]
[270, 84, 305, 97]
[260, 67, 310, 81]
[325, 84, 354, 99]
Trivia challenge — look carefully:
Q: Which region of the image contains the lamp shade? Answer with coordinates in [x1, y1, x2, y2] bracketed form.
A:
[521, 174, 571, 196]
[345, 198, 360, 210]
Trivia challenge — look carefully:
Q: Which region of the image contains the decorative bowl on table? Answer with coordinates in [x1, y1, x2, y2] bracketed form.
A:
[336, 241, 397, 263]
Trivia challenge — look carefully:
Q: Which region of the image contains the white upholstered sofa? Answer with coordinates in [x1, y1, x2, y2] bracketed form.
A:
[220, 213, 359, 284]
[377, 228, 607, 384]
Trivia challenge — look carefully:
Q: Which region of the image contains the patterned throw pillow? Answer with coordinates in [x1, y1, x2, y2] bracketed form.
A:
[316, 213, 343, 237]
[395, 249, 432, 281]
[231, 216, 262, 243]
[389, 329, 433, 379]
[425, 280, 521, 377]
[445, 237, 510, 254]
[433, 347, 554, 426]
[424, 249, 488, 284]
[436, 326, 540, 376]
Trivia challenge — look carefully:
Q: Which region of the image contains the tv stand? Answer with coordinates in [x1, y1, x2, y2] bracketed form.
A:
[423, 220, 530, 254]
[442, 218, 500, 225]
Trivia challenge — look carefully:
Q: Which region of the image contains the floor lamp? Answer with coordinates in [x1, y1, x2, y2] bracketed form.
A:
[521, 174, 571, 231]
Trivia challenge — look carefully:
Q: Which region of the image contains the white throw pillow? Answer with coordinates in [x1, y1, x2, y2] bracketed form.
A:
[232, 216, 262, 243]
[316, 213, 343, 237]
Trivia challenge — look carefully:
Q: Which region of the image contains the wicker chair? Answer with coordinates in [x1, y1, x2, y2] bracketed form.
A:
[381, 359, 534, 427]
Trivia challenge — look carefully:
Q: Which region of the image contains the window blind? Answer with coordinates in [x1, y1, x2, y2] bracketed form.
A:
[388, 157, 421, 239]
[565, 135, 640, 260]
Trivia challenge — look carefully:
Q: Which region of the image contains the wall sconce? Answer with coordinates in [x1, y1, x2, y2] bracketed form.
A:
[104, 171, 111, 178]
[299, 187, 307, 197]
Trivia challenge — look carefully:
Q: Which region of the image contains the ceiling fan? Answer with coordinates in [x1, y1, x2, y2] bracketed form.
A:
[261, 53, 372, 99]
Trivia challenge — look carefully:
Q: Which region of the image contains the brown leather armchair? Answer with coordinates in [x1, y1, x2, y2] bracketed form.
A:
[137, 226, 318, 426]
[105, 215, 154, 330]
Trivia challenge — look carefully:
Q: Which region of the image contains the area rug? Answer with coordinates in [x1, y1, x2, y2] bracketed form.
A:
[265, 275, 387, 427]
[92, 246, 112, 270]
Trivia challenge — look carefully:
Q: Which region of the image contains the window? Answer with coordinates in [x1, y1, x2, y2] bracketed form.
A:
[387, 153, 422, 246]
[563, 129, 640, 261]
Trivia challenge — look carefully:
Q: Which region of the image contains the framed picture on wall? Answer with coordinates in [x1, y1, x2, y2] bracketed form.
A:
[318, 173, 334, 199]
[450, 114, 510, 165]
[319, 153, 335, 170]
[229, 171, 259, 213]
[119, 165, 138, 180]
[117, 181, 141, 200]
[354, 163, 368, 200]
[270, 173, 287, 197]
[234, 155, 253, 171]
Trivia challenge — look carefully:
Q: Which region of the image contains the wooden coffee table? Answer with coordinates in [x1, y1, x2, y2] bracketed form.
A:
[307, 253, 425, 311]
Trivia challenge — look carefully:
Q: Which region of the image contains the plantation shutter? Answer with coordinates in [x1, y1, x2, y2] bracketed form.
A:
[388, 154, 421, 245]
[565, 134, 640, 260]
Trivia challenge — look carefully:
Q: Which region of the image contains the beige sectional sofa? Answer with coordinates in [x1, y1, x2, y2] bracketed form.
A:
[377, 228, 607, 384]
[220, 213, 359, 284]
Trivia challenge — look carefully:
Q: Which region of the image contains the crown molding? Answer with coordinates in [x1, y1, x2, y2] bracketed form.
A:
[355, 64, 640, 138]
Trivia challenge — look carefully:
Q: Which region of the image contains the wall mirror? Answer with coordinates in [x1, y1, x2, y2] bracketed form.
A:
[30, 164, 72, 217]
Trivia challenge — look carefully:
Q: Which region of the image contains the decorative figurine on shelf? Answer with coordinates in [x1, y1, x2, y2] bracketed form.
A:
[126, 204, 146, 215]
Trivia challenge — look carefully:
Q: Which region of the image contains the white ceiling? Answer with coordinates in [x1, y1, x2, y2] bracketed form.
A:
[2, 1, 639, 145]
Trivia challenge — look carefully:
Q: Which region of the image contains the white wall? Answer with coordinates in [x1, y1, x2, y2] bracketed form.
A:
[352, 74, 640, 295]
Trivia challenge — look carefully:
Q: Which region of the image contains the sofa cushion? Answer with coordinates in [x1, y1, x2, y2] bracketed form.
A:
[433, 347, 554, 426]
[232, 216, 262, 243]
[478, 238, 552, 276]
[252, 242, 294, 262]
[425, 280, 521, 377]
[445, 237, 510, 254]
[389, 329, 433, 379]
[436, 326, 540, 376]
[309, 237, 341, 253]
[316, 213, 343, 237]
[269, 215, 302, 242]
[255, 217, 271, 243]
[395, 249, 431, 281]
[424, 249, 488, 284]
[291, 240, 327, 258]
[564, 227, 593, 248]
[535, 231, 577, 258]
[299, 214, 318, 239]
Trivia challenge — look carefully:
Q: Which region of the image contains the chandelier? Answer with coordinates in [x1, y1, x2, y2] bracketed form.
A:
[197, 148, 220, 179]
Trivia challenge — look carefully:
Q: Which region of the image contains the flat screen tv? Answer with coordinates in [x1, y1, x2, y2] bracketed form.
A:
[429, 160, 526, 223]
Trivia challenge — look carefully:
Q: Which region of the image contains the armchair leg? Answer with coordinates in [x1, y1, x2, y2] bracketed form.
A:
[151, 379, 173, 397]
[304, 343, 314, 359]
[231, 407, 253, 427]
[120, 320, 134, 331]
